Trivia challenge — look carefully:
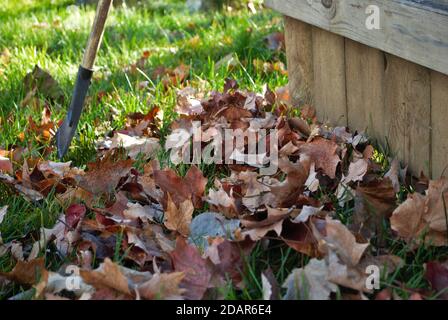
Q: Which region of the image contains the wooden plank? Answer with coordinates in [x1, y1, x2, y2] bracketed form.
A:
[431, 71, 448, 178]
[312, 27, 347, 126]
[384, 54, 431, 176]
[265, 0, 448, 75]
[284, 16, 314, 106]
[345, 39, 385, 145]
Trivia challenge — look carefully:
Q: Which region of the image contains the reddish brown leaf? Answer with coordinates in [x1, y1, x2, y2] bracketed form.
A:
[170, 237, 212, 300]
[426, 261, 448, 299]
[79, 155, 133, 195]
[299, 137, 340, 179]
[66, 203, 86, 230]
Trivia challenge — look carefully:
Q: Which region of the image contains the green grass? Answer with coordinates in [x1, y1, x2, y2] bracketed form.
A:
[1, 0, 447, 301]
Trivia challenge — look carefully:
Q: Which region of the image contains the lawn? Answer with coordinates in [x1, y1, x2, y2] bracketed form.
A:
[0, 0, 447, 300]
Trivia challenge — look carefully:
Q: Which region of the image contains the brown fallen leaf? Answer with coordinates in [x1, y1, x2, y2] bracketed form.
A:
[269, 155, 311, 207]
[353, 177, 397, 240]
[425, 261, 448, 299]
[79, 153, 133, 195]
[80, 258, 132, 297]
[138, 272, 185, 300]
[265, 32, 285, 51]
[299, 137, 340, 179]
[321, 218, 369, 266]
[0, 258, 47, 285]
[170, 237, 212, 300]
[154, 165, 207, 209]
[207, 184, 240, 218]
[281, 217, 326, 257]
[204, 237, 254, 288]
[241, 207, 290, 241]
[23, 65, 64, 102]
[0, 156, 13, 174]
[390, 177, 448, 246]
[164, 193, 194, 236]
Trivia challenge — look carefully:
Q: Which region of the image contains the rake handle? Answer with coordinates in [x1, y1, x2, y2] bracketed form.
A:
[81, 0, 113, 70]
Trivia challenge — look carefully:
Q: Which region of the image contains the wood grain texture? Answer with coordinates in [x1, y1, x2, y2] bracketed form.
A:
[431, 71, 448, 178]
[384, 54, 431, 176]
[345, 39, 385, 144]
[284, 16, 314, 106]
[82, 0, 113, 70]
[312, 27, 347, 126]
[265, 0, 448, 75]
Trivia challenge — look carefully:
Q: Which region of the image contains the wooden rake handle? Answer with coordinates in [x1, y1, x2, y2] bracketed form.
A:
[81, 0, 113, 70]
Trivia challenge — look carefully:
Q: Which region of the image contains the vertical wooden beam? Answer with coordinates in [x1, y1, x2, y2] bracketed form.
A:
[431, 71, 448, 178]
[312, 27, 347, 126]
[345, 39, 385, 145]
[284, 16, 314, 106]
[384, 55, 431, 177]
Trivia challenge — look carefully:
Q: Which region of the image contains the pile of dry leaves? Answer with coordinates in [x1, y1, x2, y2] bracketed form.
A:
[1, 77, 448, 300]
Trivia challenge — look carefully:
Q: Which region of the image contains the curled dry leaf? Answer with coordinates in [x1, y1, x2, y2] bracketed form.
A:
[207, 185, 240, 218]
[241, 207, 290, 241]
[321, 218, 369, 266]
[390, 177, 448, 246]
[269, 155, 311, 207]
[80, 258, 133, 297]
[352, 177, 397, 240]
[107, 133, 160, 159]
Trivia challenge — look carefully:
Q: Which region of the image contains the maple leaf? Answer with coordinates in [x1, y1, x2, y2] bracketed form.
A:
[390, 177, 448, 246]
[170, 237, 212, 300]
[299, 137, 340, 179]
[164, 193, 194, 236]
[154, 165, 207, 209]
[0, 258, 47, 285]
[79, 154, 133, 195]
[80, 258, 133, 297]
